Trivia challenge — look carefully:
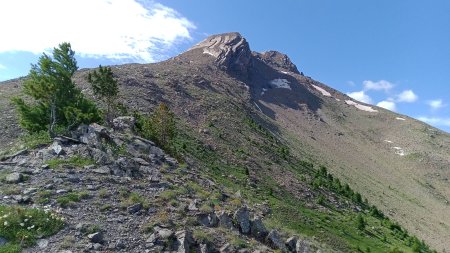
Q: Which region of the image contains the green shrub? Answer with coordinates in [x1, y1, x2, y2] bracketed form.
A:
[0, 205, 64, 251]
[57, 193, 80, 207]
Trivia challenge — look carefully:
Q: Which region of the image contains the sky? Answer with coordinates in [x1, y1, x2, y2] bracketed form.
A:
[1, 0, 450, 132]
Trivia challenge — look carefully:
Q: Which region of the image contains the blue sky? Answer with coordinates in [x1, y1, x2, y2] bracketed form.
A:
[1, 0, 450, 132]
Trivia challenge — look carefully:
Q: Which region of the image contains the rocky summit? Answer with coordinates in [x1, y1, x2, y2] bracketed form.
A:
[0, 32, 449, 252]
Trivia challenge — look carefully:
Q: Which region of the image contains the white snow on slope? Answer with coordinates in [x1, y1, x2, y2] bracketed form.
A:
[270, 79, 291, 90]
[345, 100, 378, 113]
[311, 85, 331, 97]
[392, 147, 405, 156]
[396, 117, 406, 121]
[384, 140, 393, 143]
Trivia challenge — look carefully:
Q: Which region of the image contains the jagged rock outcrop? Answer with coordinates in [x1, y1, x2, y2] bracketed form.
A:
[189, 32, 253, 78]
[254, 50, 301, 74]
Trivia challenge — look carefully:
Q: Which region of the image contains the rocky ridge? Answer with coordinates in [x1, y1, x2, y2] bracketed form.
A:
[0, 117, 322, 253]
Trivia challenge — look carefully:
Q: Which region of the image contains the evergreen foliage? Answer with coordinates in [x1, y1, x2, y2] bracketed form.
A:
[135, 103, 176, 150]
[12, 43, 100, 136]
[87, 65, 119, 124]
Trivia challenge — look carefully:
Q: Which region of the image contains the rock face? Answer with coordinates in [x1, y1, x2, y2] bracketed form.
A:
[190, 32, 253, 78]
[254, 50, 301, 74]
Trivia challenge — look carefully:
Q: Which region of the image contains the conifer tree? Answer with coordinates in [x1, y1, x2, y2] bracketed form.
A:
[87, 65, 119, 124]
[151, 103, 176, 148]
[13, 42, 100, 136]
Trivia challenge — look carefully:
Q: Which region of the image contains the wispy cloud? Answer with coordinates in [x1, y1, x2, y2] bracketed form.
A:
[376, 100, 396, 111]
[397, 90, 418, 103]
[426, 99, 445, 110]
[0, 0, 195, 62]
[417, 117, 450, 127]
[363, 80, 394, 92]
[347, 90, 372, 104]
[0, 64, 6, 70]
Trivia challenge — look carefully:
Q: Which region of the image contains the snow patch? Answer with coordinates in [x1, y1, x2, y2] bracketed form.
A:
[335, 98, 341, 101]
[280, 71, 289, 74]
[396, 117, 406, 121]
[392, 147, 405, 156]
[384, 140, 393, 143]
[311, 85, 331, 97]
[270, 79, 291, 90]
[345, 100, 378, 113]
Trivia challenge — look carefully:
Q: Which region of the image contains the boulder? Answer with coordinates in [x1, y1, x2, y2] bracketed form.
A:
[250, 216, 268, 240]
[174, 230, 194, 253]
[234, 207, 251, 234]
[198, 213, 218, 227]
[285, 236, 298, 252]
[127, 203, 143, 214]
[266, 230, 286, 251]
[5, 172, 23, 183]
[51, 141, 65, 155]
[112, 116, 135, 132]
[88, 232, 104, 244]
[217, 211, 234, 229]
[296, 239, 316, 253]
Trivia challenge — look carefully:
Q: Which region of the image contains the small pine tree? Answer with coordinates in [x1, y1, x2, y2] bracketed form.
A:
[151, 103, 176, 148]
[87, 65, 119, 124]
[12, 43, 100, 136]
[356, 214, 366, 230]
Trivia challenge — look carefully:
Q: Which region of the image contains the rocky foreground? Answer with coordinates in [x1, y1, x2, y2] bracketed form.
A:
[0, 117, 321, 253]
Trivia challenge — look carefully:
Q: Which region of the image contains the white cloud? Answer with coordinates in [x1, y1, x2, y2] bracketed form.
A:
[376, 100, 396, 111]
[427, 99, 445, 110]
[417, 117, 450, 127]
[363, 80, 394, 92]
[0, 64, 6, 70]
[0, 0, 195, 62]
[397, 90, 418, 103]
[347, 90, 372, 104]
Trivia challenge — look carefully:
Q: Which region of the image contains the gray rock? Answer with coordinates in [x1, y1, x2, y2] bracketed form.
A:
[175, 230, 193, 253]
[250, 216, 268, 240]
[188, 201, 198, 211]
[56, 189, 68, 194]
[92, 166, 110, 175]
[112, 116, 135, 132]
[198, 213, 218, 227]
[200, 243, 210, 253]
[286, 236, 297, 252]
[88, 232, 103, 244]
[22, 187, 37, 195]
[219, 243, 234, 253]
[296, 239, 315, 253]
[155, 227, 174, 240]
[217, 211, 234, 229]
[51, 142, 65, 155]
[127, 203, 143, 214]
[13, 195, 32, 204]
[5, 172, 23, 183]
[37, 239, 49, 249]
[234, 207, 250, 234]
[93, 243, 102, 250]
[266, 230, 286, 251]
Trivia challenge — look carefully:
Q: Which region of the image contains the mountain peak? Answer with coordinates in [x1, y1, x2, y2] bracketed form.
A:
[189, 32, 252, 77]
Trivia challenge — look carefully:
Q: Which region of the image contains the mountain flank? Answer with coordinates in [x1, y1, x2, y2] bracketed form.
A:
[0, 32, 448, 252]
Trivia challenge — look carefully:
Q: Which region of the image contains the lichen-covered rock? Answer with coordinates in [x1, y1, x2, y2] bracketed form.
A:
[234, 207, 251, 234]
[266, 230, 286, 251]
[5, 172, 23, 183]
[250, 216, 268, 240]
[112, 116, 135, 133]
